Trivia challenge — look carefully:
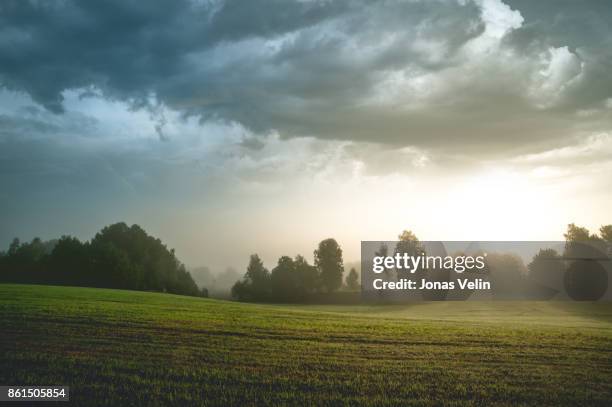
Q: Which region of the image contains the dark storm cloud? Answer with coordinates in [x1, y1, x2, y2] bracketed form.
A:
[0, 0, 611, 153]
[0, 0, 352, 112]
[503, 0, 612, 111]
[0, 0, 484, 138]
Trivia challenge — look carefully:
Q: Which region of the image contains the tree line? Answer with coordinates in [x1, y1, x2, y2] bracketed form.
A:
[3, 222, 608, 301]
[231, 223, 612, 303]
[231, 238, 360, 302]
[0, 223, 205, 297]
[373, 224, 612, 300]
[528, 223, 612, 300]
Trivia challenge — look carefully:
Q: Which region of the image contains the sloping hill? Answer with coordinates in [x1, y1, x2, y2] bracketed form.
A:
[1, 284, 611, 406]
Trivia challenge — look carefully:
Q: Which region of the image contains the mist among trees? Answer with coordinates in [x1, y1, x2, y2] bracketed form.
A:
[2, 222, 610, 302]
[231, 238, 351, 303]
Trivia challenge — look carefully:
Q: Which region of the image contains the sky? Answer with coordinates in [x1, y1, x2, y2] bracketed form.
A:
[1, 0, 611, 270]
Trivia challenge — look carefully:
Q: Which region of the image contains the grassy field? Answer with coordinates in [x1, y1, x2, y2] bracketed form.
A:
[1, 284, 612, 406]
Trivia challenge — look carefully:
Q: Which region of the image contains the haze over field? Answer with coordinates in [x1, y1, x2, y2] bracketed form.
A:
[1, 0, 612, 269]
[2, 284, 611, 405]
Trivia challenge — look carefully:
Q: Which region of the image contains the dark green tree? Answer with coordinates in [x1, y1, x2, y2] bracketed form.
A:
[0, 222, 204, 297]
[47, 236, 89, 286]
[0, 237, 51, 283]
[89, 222, 199, 295]
[314, 238, 344, 293]
[231, 280, 249, 301]
[270, 256, 298, 302]
[294, 255, 318, 295]
[528, 248, 563, 283]
[232, 254, 271, 301]
[8, 238, 20, 256]
[245, 254, 271, 299]
[88, 241, 136, 289]
[563, 223, 609, 301]
[345, 267, 359, 291]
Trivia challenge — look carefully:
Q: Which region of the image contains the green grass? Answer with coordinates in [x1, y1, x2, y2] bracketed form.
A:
[1, 284, 611, 406]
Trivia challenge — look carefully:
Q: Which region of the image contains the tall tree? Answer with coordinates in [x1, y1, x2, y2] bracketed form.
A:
[245, 254, 271, 300]
[47, 236, 89, 286]
[394, 230, 424, 279]
[294, 255, 319, 295]
[564, 223, 600, 242]
[563, 224, 609, 301]
[563, 223, 603, 259]
[8, 238, 20, 256]
[528, 248, 564, 284]
[345, 267, 359, 291]
[270, 256, 298, 302]
[395, 230, 422, 254]
[314, 238, 344, 293]
[599, 225, 612, 243]
[232, 254, 272, 301]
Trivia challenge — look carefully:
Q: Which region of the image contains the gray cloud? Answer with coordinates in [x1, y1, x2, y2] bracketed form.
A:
[503, 0, 612, 112]
[0, 0, 611, 157]
[0, 0, 352, 111]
